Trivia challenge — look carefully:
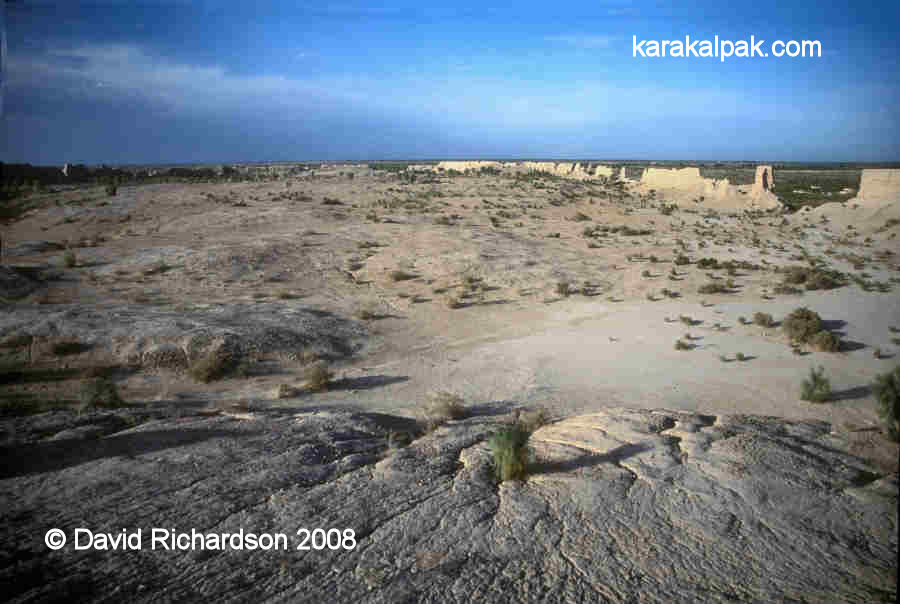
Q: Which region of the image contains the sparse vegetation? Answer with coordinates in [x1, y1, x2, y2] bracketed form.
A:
[78, 376, 125, 411]
[698, 281, 729, 294]
[800, 366, 832, 402]
[188, 348, 236, 383]
[780, 265, 844, 291]
[675, 339, 692, 351]
[782, 307, 823, 343]
[488, 422, 532, 483]
[753, 312, 775, 328]
[63, 248, 77, 268]
[810, 330, 841, 352]
[422, 391, 468, 431]
[389, 270, 417, 282]
[304, 361, 334, 392]
[873, 365, 900, 441]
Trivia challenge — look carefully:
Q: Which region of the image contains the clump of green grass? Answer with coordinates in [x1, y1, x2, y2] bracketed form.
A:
[304, 361, 334, 392]
[62, 249, 77, 268]
[488, 422, 532, 483]
[735, 352, 747, 361]
[753, 312, 775, 328]
[873, 365, 900, 441]
[800, 366, 832, 403]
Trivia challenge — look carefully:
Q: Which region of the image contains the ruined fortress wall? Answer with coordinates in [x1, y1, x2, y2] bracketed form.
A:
[639, 166, 781, 209]
[854, 169, 900, 203]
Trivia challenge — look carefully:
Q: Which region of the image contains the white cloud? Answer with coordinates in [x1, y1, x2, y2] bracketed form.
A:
[7, 42, 812, 132]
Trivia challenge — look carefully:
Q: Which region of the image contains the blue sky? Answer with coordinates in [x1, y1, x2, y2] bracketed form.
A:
[2, 0, 899, 164]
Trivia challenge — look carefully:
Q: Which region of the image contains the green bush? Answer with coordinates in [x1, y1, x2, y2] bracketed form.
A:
[800, 366, 831, 403]
[782, 307, 822, 343]
[489, 423, 531, 482]
[873, 365, 900, 441]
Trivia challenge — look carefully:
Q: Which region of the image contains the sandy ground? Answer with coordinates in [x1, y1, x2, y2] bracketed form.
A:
[3, 165, 899, 471]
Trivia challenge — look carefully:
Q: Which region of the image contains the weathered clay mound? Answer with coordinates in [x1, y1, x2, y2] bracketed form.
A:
[1, 408, 894, 602]
[0, 303, 372, 370]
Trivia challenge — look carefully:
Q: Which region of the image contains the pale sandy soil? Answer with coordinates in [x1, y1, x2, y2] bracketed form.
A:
[3, 165, 899, 470]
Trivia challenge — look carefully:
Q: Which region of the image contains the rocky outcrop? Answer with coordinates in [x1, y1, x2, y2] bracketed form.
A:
[1, 408, 895, 602]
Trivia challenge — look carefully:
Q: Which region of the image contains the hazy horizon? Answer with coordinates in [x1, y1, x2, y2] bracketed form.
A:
[3, 0, 899, 165]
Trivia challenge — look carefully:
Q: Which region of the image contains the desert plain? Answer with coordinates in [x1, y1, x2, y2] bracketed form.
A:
[0, 161, 898, 602]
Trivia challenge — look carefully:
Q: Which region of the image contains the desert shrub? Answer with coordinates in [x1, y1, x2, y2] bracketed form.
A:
[679, 315, 694, 326]
[51, 340, 91, 356]
[736, 352, 747, 361]
[873, 365, 900, 441]
[674, 254, 690, 266]
[805, 270, 842, 291]
[782, 307, 822, 343]
[304, 361, 334, 392]
[800, 366, 831, 402]
[809, 330, 841, 352]
[79, 376, 124, 411]
[63, 249, 76, 268]
[519, 407, 551, 433]
[641, 269, 651, 278]
[698, 282, 729, 294]
[188, 348, 235, 383]
[356, 305, 377, 320]
[489, 423, 531, 482]
[556, 281, 571, 297]
[105, 183, 117, 196]
[423, 391, 467, 430]
[781, 265, 844, 291]
[389, 270, 417, 282]
[445, 295, 463, 309]
[773, 284, 803, 295]
[674, 339, 691, 351]
[753, 312, 775, 328]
